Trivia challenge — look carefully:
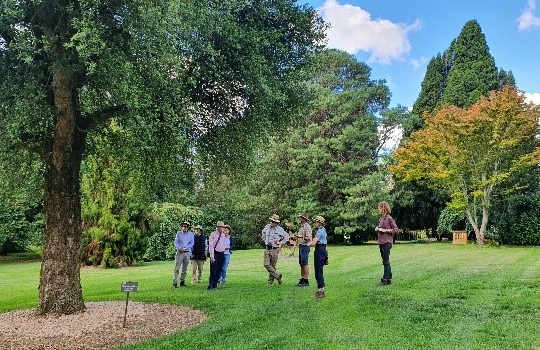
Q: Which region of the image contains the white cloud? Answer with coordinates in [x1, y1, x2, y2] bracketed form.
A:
[518, 0, 540, 31]
[524, 92, 540, 104]
[318, 0, 421, 64]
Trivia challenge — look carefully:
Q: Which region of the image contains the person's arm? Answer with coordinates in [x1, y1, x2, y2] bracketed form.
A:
[187, 233, 194, 251]
[209, 233, 215, 259]
[174, 232, 182, 250]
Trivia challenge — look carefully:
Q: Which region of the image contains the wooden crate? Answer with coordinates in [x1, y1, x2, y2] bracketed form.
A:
[452, 230, 467, 244]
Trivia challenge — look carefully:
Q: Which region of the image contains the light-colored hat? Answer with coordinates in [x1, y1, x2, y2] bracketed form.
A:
[182, 221, 191, 227]
[194, 225, 202, 230]
[268, 214, 280, 223]
[224, 224, 231, 229]
[299, 212, 309, 221]
[216, 221, 225, 227]
[313, 215, 325, 224]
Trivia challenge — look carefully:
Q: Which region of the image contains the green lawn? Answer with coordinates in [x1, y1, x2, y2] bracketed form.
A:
[1, 243, 540, 350]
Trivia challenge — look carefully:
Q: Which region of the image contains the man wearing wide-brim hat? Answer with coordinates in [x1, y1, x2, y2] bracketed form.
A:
[208, 221, 228, 290]
[261, 214, 289, 285]
[173, 221, 194, 288]
[295, 212, 313, 287]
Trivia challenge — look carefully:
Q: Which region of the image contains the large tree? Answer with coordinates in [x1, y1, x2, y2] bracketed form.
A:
[395, 20, 515, 236]
[0, 0, 324, 315]
[391, 87, 540, 245]
[231, 49, 399, 242]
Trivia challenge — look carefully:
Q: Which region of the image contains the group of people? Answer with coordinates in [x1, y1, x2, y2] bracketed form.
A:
[261, 213, 328, 298]
[172, 201, 399, 297]
[172, 221, 234, 290]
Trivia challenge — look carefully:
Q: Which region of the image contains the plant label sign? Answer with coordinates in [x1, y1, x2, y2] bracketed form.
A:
[121, 281, 138, 293]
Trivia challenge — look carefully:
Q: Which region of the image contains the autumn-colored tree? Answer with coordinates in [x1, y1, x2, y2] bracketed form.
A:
[391, 87, 540, 245]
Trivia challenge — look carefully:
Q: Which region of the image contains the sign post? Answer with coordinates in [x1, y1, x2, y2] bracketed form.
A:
[121, 281, 138, 328]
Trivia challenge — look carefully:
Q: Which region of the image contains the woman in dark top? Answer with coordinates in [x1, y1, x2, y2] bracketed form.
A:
[375, 201, 399, 286]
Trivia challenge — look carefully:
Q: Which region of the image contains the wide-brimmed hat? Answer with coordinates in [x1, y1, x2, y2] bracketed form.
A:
[194, 225, 202, 230]
[223, 224, 231, 229]
[313, 215, 325, 224]
[181, 221, 191, 227]
[216, 221, 225, 227]
[299, 212, 309, 221]
[268, 214, 280, 223]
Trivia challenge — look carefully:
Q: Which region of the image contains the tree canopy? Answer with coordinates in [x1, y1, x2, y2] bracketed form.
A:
[391, 87, 540, 245]
[0, 0, 325, 315]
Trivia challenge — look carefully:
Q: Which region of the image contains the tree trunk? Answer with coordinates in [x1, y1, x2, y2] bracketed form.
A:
[37, 67, 86, 315]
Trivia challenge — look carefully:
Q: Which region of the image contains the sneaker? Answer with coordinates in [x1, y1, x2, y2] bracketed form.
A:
[180, 281, 186, 287]
[379, 279, 390, 286]
[276, 274, 283, 285]
[267, 280, 274, 285]
[192, 279, 196, 283]
[173, 282, 178, 288]
[197, 279, 202, 283]
[315, 290, 325, 299]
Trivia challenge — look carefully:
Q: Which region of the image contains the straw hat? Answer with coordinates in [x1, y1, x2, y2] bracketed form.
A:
[268, 214, 280, 223]
[216, 221, 225, 227]
[194, 225, 202, 230]
[299, 212, 310, 221]
[313, 215, 325, 224]
[181, 221, 191, 227]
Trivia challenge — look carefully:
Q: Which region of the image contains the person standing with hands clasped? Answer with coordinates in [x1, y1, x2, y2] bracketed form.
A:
[261, 214, 289, 285]
[173, 221, 194, 288]
[311, 215, 328, 299]
[375, 201, 399, 286]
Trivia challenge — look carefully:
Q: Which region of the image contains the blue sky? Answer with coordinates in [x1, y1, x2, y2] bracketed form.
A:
[304, 0, 540, 108]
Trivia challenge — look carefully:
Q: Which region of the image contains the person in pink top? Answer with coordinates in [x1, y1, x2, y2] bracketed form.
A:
[375, 201, 399, 286]
[208, 221, 229, 290]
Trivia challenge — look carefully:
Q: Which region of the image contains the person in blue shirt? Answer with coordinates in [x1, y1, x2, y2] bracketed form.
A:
[311, 215, 328, 299]
[173, 221, 195, 288]
[219, 224, 234, 286]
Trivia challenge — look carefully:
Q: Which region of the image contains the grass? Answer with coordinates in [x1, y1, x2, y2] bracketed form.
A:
[1, 243, 540, 349]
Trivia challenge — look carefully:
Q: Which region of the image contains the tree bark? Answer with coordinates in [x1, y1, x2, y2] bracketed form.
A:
[37, 66, 86, 315]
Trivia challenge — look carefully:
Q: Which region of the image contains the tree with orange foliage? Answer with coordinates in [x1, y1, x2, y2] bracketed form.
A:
[391, 87, 540, 245]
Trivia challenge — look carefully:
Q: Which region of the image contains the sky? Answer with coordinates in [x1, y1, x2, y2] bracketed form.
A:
[303, 0, 540, 108]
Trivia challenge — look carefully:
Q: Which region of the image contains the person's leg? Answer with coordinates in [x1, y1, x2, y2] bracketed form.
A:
[208, 258, 219, 289]
[213, 252, 225, 287]
[191, 259, 197, 282]
[173, 252, 181, 286]
[269, 249, 282, 284]
[297, 245, 309, 286]
[220, 253, 231, 283]
[314, 247, 326, 298]
[381, 243, 392, 283]
[264, 250, 276, 284]
[197, 260, 204, 282]
[180, 253, 190, 285]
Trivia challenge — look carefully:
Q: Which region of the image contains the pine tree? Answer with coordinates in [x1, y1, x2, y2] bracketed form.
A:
[441, 20, 499, 108]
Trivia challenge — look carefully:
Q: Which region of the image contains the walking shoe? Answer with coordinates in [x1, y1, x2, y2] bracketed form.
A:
[192, 278, 196, 283]
[315, 290, 325, 299]
[379, 279, 390, 286]
[180, 281, 186, 287]
[276, 274, 283, 285]
[267, 280, 274, 285]
[296, 278, 309, 287]
[197, 279, 202, 283]
[173, 282, 178, 288]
